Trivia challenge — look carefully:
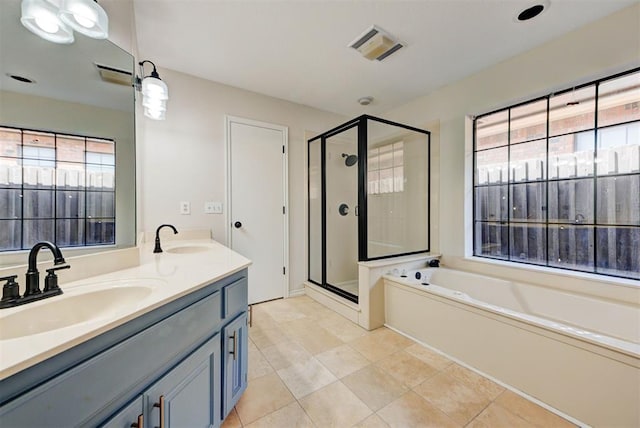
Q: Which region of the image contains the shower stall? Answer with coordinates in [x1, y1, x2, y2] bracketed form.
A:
[308, 115, 431, 303]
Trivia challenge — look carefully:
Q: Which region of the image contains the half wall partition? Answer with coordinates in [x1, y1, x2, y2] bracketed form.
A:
[308, 115, 431, 302]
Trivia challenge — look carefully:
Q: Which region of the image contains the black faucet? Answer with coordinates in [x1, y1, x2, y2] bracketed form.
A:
[154, 224, 178, 253]
[0, 241, 70, 309]
[25, 241, 67, 297]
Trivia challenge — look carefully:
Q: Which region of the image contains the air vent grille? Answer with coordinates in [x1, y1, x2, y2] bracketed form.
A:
[349, 25, 404, 61]
[95, 63, 133, 86]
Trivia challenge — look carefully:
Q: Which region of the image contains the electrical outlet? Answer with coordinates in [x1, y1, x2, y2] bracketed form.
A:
[205, 201, 223, 214]
[180, 201, 191, 215]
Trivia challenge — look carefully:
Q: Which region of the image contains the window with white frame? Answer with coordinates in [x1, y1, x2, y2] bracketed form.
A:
[473, 68, 639, 280]
[0, 127, 116, 251]
[368, 141, 404, 195]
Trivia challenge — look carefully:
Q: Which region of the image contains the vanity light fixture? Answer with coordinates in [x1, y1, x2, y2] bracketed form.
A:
[20, 0, 108, 44]
[136, 60, 169, 120]
[59, 0, 108, 39]
[21, 0, 74, 44]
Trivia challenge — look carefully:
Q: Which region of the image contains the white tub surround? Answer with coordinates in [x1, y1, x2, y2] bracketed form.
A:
[0, 239, 251, 380]
[384, 268, 640, 427]
[305, 253, 439, 330]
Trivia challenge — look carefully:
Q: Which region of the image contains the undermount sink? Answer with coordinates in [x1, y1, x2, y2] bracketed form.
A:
[165, 245, 212, 254]
[0, 285, 154, 340]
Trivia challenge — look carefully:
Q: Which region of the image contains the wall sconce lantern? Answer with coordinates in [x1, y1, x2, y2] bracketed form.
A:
[136, 60, 169, 121]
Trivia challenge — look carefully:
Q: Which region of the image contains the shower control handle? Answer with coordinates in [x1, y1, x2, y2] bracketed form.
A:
[234, 221, 242, 229]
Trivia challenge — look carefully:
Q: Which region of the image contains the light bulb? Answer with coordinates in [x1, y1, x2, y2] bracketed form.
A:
[35, 13, 59, 33]
[21, 0, 74, 44]
[73, 13, 96, 28]
[59, 0, 108, 39]
[71, 3, 97, 28]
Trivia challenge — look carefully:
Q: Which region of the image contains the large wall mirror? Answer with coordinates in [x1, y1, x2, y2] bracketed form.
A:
[0, 0, 135, 266]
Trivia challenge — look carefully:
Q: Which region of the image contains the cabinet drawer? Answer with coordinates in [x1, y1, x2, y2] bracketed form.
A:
[223, 277, 248, 319]
[0, 290, 222, 427]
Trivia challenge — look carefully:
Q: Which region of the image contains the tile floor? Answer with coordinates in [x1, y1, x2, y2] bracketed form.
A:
[222, 296, 575, 428]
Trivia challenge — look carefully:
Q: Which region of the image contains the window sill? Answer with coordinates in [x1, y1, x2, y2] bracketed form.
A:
[463, 256, 640, 289]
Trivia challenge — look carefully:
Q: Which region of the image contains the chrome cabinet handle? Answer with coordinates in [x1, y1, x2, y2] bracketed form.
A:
[153, 395, 165, 428]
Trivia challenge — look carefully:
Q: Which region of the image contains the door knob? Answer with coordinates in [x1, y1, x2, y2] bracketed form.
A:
[234, 221, 242, 229]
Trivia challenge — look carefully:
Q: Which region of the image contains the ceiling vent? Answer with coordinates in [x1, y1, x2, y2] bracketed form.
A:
[95, 63, 133, 86]
[349, 25, 404, 61]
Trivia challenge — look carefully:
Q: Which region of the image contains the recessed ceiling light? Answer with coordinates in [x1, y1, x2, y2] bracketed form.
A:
[517, 4, 546, 21]
[6, 73, 36, 84]
[358, 96, 374, 106]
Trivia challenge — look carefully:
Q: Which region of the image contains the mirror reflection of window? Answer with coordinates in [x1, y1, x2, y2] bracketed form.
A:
[0, 127, 116, 251]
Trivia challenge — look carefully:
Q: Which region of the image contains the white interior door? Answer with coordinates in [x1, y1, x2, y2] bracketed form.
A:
[227, 117, 288, 304]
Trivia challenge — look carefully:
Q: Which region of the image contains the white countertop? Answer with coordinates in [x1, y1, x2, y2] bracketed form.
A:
[0, 239, 251, 380]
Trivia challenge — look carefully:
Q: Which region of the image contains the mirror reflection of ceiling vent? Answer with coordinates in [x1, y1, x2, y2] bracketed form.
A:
[349, 25, 404, 61]
[95, 63, 133, 86]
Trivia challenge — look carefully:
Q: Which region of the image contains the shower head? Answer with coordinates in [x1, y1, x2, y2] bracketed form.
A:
[342, 153, 358, 167]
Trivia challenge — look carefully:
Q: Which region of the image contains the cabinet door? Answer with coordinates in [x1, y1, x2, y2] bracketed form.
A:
[222, 312, 248, 419]
[145, 334, 221, 428]
[99, 396, 144, 428]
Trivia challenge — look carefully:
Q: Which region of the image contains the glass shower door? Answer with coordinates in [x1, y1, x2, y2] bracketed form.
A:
[325, 125, 359, 298]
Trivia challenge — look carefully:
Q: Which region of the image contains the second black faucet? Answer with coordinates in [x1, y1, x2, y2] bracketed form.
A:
[154, 224, 179, 253]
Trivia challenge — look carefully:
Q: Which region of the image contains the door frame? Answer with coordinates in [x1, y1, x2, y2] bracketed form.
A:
[225, 115, 290, 299]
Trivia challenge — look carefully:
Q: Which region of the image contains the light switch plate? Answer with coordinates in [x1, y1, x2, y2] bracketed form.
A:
[205, 201, 223, 214]
[180, 201, 191, 215]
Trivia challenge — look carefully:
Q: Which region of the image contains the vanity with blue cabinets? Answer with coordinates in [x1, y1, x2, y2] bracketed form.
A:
[0, 252, 249, 428]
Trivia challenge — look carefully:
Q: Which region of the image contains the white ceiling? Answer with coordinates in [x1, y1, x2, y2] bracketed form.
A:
[133, 0, 636, 116]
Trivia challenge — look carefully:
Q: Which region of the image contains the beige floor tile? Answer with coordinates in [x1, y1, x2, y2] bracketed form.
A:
[247, 341, 274, 380]
[277, 357, 337, 398]
[318, 315, 368, 342]
[370, 328, 415, 349]
[316, 344, 370, 378]
[260, 298, 308, 323]
[260, 340, 313, 370]
[467, 403, 535, 428]
[245, 402, 314, 428]
[444, 364, 504, 400]
[349, 333, 403, 362]
[353, 413, 390, 428]
[249, 325, 290, 350]
[343, 365, 408, 411]
[221, 407, 242, 428]
[377, 391, 459, 428]
[248, 306, 280, 330]
[235, 372, 295, 425]
[375, 350, 438, 388]
[413, 372, 490, 425]
[404, 343, 453, 370]
[281, 318, 344, 354]
[495, 390, 575, 427]
[299, 381, 373, 427]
